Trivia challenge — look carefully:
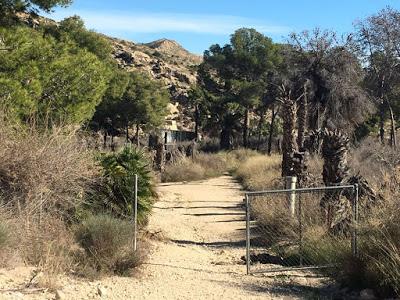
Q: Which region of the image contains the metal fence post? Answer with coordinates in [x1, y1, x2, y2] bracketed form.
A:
[351, 184, 359, 257]
[298, 192, 303, 267]
[286, 176, 297, 217]
[133, 174, 138, 251]
[245, 194, 250, 275]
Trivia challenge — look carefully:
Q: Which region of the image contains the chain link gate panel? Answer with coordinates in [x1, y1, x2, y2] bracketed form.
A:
[245, 185, 358, 274]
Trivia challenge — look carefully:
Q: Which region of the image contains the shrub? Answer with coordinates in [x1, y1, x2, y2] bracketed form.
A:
[74, 214, 143, 275]
[89, 146, 156, 223]
[0, 120, 96, 218]
[349, 137, 400, 190]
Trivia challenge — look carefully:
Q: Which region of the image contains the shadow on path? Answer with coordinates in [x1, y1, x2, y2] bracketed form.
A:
[171, 239, 247, 248]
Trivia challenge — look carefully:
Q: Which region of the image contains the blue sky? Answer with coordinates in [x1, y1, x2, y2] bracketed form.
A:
[47, 0, 400, 54]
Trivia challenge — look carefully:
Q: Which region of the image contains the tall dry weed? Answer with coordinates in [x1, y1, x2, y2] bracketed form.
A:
[0, 119, 97, 218]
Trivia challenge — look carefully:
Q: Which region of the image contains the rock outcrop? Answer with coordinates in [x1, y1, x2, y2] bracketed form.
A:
[108, 37, 202, 131]
[109, 36, 201, 102]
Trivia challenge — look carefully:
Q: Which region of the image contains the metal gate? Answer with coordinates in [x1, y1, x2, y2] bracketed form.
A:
[245, 185, 358, 274]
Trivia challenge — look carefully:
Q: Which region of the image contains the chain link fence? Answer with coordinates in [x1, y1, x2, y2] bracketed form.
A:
[245, 184, 359, 274]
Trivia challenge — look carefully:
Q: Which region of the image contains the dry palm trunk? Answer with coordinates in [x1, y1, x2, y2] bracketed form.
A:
[321, 129, 351, 234]
[297, 83, 308, 150]
[281, 88, 297, 177]
[294, 83, 309, 186]
[292, 151, 309, 186]
[303, 130, 323, 154]
[347, 174, 382, 210]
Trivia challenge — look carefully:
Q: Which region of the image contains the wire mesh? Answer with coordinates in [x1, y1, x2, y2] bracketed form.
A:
[245, 185, 358, 274]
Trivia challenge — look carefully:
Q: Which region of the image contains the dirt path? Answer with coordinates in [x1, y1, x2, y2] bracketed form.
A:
[0, 176, 334, 300]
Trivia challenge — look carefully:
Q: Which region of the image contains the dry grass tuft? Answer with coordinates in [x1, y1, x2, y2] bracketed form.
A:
[161, 149, 260, 183]
[18, 215, 77, 289]
[192, 153, 229, 177]
[235, 154, 281, 190]
[162, 159, 206, 182]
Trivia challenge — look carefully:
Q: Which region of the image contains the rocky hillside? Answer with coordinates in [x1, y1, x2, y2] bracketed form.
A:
[109, 36, 201, 103]
[108, 37, 202, 131]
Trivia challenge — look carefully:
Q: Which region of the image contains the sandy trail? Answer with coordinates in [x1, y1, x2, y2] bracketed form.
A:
[0, 176, 332, 300]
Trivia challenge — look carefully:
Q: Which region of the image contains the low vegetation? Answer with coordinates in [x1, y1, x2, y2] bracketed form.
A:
[161, 149, 259, 183]
[234, 154, 281, 190]
[239, 138, 400, 297]
[87, 147, 156, 224]
[0, 118, 156, 284]
[74, 214, 144, 276]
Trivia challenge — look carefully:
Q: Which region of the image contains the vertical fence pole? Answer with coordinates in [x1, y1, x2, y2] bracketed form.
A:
[133, 174, 138, 251]
[351, 184, 359, 257]
[245, 194, 250, 275]
[286, 176, 297, 217]
[298, 192, 303, 267]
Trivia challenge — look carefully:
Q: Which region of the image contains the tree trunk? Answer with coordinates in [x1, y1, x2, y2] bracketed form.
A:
[103, 130, 107, 149]
[155, 136, 165, 172]
[256, 108, 265, 151]
[111, 135, 115, 151]
[243, 108, 249, 148]
[267, 105, 277, 156]
[194, 104, 200, 141]
[281, 92, 297, 177]
[297, 84, 308, 150]
[380, 99, 385, 144]
[136, 123, 140, 147]
[308, 102, 320, 131]
[126, 123, 129, 144]
[220, 127, 232, 150]
[387, 101, 397, 149]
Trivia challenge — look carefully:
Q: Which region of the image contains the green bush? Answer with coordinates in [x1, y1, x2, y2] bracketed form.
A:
[74, 214, 142, 275]
[88, 146, 156, 223]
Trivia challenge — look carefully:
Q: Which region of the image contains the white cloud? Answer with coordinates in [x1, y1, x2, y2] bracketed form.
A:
[49, 10, 290, 35]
